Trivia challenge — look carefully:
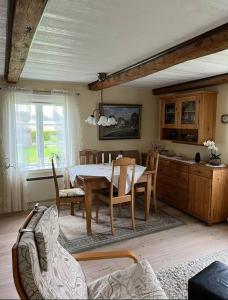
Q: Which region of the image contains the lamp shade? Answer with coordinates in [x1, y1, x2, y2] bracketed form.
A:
[107, 116, 118, 126]
[97, 115, 108, 126]
[85, 115, 96, 125]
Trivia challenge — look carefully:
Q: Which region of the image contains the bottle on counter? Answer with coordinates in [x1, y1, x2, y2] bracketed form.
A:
[195, 152, 201, 163]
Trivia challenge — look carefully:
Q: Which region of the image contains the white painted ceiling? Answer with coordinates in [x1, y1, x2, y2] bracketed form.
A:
[0, 0, 7, 76]
[5, 0, 228, 87]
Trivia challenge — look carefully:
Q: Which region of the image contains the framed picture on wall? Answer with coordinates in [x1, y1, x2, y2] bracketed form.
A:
[99, 103, 142, 140]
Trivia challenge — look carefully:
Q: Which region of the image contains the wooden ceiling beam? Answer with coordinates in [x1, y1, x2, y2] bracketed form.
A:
[5, 0, 48, 83]
[153, 73, 228, 95]
[88, 23, 228, 91]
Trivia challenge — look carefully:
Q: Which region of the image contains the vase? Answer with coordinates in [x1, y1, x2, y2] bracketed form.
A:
[209, 157, 221, 166]
[195, 152, 201, 163]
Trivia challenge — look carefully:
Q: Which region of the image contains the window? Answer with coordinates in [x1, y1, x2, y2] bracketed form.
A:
[15, 98, 66, 169]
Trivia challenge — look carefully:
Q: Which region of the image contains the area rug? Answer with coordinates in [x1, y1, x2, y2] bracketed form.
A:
[58, 203, 184, 253]
[156, 250, 228, 299]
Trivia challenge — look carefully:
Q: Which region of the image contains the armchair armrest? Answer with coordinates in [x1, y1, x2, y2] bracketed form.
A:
[72, 250, 138, 263]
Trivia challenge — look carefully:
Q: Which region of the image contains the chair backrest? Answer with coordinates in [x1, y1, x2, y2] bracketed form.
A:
[51, 158, 59, 198]
[146, 150, 159, 186]
[97, 150, 140, 164]
[12, 205, 88, 300]
[111, 157, 136, 198]
[79, 149, 98, 165]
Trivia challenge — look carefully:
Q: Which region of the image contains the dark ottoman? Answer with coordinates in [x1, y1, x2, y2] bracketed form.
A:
[188, 261, 228, 300]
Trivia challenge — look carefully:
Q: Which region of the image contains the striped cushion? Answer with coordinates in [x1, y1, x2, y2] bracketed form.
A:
[59, 188, 85, 198]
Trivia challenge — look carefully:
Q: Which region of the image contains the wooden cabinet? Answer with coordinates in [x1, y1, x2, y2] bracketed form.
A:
[160, 91, 217, 144]
[157, 156, 228, 224]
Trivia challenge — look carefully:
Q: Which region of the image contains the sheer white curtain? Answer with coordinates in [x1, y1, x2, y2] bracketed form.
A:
[0, 89, 28, 213]
[64, 93, 82, 166]
[0, 89, 81, 213]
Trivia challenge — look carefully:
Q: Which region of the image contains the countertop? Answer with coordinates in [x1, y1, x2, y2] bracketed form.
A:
[160, 154, 196, 164]
[160, 155, 227, 169]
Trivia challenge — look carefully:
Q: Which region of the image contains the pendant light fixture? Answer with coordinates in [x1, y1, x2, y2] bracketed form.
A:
[85, 73, 118, 127]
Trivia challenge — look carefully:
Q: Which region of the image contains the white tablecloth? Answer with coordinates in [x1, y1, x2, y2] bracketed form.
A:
[68, 164, 146, 194]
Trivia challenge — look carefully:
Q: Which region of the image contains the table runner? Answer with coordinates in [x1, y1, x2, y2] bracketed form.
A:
[68, 164, 146, 194]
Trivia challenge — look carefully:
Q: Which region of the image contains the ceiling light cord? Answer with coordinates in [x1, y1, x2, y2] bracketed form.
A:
[85, 72, 117, 126]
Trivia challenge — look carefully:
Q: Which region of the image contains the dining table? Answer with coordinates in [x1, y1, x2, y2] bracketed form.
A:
[67, 163, 153, 235]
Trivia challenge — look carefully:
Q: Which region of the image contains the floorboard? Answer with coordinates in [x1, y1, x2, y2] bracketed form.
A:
[1, 202, 228, 299]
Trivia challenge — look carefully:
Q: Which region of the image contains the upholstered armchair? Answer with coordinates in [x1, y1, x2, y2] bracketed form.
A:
[12, 204, 167, 299]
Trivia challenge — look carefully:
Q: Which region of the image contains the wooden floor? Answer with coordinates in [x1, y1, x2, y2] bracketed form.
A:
[1, 202, 228, 299]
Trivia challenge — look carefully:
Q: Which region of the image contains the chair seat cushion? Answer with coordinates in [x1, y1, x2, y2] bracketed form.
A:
[59, 188, 85, 198]
[88, 260, 167, 299]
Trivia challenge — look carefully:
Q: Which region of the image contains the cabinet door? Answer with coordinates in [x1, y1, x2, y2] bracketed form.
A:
[189, 174, 211, 222]
[161, 99, 177, 128]
[179, 96, 199, 129]
[157, 175, 189, 212]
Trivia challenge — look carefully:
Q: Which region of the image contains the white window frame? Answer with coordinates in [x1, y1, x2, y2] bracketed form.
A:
[15, 93, 66, 171]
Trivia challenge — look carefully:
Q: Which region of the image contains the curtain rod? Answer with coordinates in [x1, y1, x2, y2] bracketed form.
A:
[0, 85, 80, 96]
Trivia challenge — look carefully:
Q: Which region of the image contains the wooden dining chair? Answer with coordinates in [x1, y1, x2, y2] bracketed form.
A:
[79, 149, 98, 165]
[135, 150, 159, 219]
[95, 157, 136, 235]
[51, 159, 85, 216]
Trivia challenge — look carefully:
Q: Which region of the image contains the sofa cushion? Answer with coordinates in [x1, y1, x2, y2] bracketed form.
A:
[88, 259, 167, 299]
[34, 205, 59, 271]
[18, 205, 88, 299]
[18, 205, 48, 299]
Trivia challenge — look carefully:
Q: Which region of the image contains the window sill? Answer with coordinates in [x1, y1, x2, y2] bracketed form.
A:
[26, 174, 63, 182]
[27, 166, 63, 173]
[26, 167, 64, 180]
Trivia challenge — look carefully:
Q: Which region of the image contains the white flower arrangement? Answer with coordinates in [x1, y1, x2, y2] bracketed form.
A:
[203, 140, 221, 160]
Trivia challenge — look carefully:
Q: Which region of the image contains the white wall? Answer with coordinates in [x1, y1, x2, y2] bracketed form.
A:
[5, 79, 159, 204]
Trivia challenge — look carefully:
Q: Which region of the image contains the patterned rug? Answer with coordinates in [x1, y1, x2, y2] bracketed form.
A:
[156, 250, 228, 299]
[58, 202, 184, 253]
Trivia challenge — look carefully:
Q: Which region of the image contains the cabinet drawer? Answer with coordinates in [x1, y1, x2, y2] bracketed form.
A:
[169, 168, 189, 183]
[158, 159, 170, 176]
[170, 188, 189, 212]
[157, 173, 188, 189]
[169, 161, 189, 173]
[157, 183, 189, 212]
[159, 158, 189, 173]
[190, 165, 212, 178]
[159, 158, 170, 168]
